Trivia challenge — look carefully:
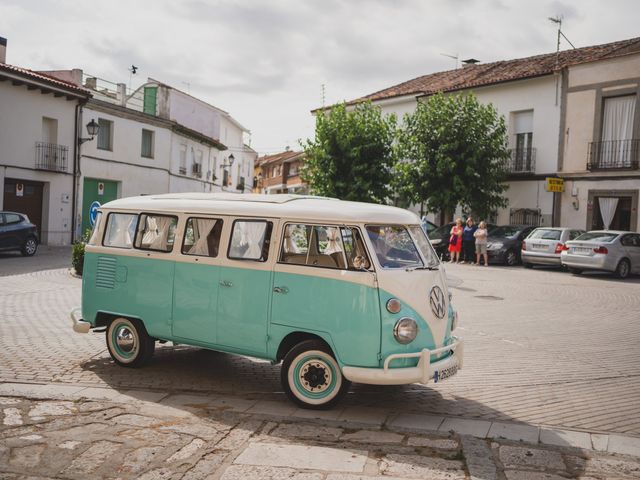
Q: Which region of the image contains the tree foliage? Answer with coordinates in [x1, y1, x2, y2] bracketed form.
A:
[301, 102, 396, 203]
[396, 93, 509, 219]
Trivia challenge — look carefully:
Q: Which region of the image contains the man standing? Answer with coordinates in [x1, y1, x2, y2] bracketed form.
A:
[461, 217, 477, 264]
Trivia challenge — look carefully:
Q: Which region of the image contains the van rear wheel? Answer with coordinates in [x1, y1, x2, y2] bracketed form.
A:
[281, 340, 350, 410]
[106, 317, 155, 367]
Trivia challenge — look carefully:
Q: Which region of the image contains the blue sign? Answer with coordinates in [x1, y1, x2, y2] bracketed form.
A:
[89, 201, 101, 227]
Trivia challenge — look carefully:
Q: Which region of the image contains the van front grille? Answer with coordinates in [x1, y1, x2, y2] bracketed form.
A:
[96, 256, 117, 289]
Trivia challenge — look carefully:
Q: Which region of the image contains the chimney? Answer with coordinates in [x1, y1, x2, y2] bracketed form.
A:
[0, 37, 7, 64]
[462, 58, 480, 67]
[116, 83, 127, 106]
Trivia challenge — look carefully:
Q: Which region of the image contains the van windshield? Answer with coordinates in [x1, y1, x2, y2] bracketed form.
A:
[366, 225, 424, 269]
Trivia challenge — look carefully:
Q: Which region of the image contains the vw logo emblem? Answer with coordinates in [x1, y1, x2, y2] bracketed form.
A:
[429, 286, 446, 319]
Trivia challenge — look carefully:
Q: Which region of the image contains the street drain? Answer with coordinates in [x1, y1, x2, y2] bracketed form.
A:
[474, 295, 504, 301]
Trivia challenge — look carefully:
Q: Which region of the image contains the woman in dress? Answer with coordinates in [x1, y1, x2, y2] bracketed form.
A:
[448, 218, 463, 263]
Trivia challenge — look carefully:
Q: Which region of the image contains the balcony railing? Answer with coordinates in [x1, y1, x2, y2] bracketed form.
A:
[587, 139, 639, 170]
[507, 147, 536, 174]
[191, 163, 202, 178]
[35, 142, 68, 172]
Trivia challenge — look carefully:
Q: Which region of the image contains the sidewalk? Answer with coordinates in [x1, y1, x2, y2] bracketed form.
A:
[2, 381, 639, 479]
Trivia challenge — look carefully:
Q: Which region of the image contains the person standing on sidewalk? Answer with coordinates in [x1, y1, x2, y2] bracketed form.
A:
[461, 217, 477, 264]
[448, 218, 463, 263]
[474, 221, 489, 266]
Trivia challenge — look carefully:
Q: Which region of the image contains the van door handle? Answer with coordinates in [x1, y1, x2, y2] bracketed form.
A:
[219, 280, 233, 287]
[273, 286, 289, 294]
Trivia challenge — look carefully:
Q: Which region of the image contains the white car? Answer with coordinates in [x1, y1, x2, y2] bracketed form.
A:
[561, 231, 640, 279]
[521, 227, 584, 268]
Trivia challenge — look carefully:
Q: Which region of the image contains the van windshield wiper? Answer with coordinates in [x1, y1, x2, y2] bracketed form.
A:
[405, 265, 439, 271]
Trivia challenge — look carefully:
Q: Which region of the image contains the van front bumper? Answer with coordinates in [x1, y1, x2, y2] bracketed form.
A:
[70, 307, 91, 334]
[342, 337, 463, 386]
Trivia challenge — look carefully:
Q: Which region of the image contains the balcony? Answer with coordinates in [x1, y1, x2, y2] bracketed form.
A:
[587, 139, 639, 170]
[507, 147, 536, 174]
[191, 163, 202, 178]
[35, 142, 68, 172]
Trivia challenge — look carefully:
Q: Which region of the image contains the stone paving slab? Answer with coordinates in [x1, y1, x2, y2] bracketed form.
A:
[1, 391, 639, 480]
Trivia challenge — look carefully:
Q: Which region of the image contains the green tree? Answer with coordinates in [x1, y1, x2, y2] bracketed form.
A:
[302, 102, 397, 203]
[396, 92, 509, 220]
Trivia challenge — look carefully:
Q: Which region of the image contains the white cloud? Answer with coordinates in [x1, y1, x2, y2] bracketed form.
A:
[1, 0, 638, 154]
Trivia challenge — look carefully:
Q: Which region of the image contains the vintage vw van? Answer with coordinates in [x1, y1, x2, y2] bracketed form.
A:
[71, 193, 463, 409]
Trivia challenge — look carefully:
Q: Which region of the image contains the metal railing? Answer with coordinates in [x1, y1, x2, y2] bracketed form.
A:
[35, 142, 68, 172]
[191, 163, 202, 178]
[507, 147, 536, 174]
[509, 208, 541, 226]
[587, 139, 639, 170]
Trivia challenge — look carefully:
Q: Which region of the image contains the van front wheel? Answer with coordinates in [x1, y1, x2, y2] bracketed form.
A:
[106, 318, 155, 367]
[281, 340, 350, 410]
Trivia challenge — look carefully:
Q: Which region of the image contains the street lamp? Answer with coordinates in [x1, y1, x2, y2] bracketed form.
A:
[78, 119, 100, 145]
[221, 153, 235, 168]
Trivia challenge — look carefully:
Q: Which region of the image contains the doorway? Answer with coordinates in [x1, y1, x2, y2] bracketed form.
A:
[591, 196, 632, 230]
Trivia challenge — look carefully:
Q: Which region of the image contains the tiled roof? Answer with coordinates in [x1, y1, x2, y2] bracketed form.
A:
[342, 37, 640, 106]
[258, 150, 303, 166]
[0, 62, 90, 96]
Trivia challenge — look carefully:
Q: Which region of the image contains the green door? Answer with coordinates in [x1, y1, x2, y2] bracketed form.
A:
[81, 179, 117, 237]
[143, 87, 157, 115]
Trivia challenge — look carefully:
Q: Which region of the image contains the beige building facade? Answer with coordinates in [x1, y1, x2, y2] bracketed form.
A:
[560, 52, 640, 231]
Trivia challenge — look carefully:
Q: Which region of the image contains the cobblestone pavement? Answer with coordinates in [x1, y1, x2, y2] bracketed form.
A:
[0, 263, 639, 438]
[2, 392, 640, 479]
[0, 246, 71, 277]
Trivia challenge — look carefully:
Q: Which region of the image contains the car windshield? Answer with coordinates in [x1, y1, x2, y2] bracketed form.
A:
[366, 225, 423, 269]
[490, 226, 522, 238]
[528, 229, 561, 240]
[409, 226, 439, 267]
[575, 232, 618, 243]
[429, 224, 451, 240]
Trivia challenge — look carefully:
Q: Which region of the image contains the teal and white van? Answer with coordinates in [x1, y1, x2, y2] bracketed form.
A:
[71, 193, 463, 409]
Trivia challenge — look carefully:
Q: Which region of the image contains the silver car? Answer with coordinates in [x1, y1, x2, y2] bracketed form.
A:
[561, 231, 640, 279]
[522, 227, 585, 268]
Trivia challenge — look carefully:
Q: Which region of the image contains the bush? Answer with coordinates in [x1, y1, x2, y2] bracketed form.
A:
[71, 229, 92, 276]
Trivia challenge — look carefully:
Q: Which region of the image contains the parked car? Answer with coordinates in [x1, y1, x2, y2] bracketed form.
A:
[0, 211, 39, 256]
[487, 225, 536, 266]
[521, 227, 585, 268]
[429, 222, 455, 260]
[561, 231, 640, 279]
[421, 218, 438, 236]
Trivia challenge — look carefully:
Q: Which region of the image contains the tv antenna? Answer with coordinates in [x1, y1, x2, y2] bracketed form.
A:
[440, 52, 459, 69]
[548, 15, 576, 54]
[321, 83, 326, 107]
[128, 65, 138, 90]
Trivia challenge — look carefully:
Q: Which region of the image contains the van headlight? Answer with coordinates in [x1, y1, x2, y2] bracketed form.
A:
[393, 317, 418, 344]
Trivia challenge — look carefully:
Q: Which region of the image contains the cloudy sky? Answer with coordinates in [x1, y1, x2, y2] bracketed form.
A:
[2, 0, 638, 154]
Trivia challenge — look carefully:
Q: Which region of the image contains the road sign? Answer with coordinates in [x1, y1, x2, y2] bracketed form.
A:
[89, 201, 101, 227]
[545, 177, 564, 193]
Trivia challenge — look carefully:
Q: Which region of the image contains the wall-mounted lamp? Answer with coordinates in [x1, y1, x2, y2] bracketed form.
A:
[78, 119, 100, 145]
[221, 153, 235, 169]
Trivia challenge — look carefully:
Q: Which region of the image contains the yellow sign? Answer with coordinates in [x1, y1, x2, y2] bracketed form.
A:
[546, 177, 564, 193]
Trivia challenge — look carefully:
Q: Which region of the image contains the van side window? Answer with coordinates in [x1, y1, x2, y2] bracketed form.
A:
[103, 213, 138, 249]
[280, 224, 348, 269]
[182, 217, 223, 257]
[134, 213, 178, 252]
[341, 227, 372, 270]
[228, 220, 273, 261]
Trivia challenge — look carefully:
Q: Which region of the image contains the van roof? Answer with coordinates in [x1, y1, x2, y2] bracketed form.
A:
[100, 193, 420, 225]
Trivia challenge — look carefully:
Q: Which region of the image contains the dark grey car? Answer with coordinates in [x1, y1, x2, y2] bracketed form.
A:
[0, 211, 39, 256]
[487, 225, 536, 266]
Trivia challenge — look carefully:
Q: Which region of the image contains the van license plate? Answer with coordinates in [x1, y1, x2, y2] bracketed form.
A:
[434, 362, 458, 383]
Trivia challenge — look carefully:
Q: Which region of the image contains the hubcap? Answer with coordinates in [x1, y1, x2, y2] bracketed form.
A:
[115, 326, 136, 354]
[299, 360, 332, 393]
[26, 240, 36, 254]
[620, 262, 629, 277]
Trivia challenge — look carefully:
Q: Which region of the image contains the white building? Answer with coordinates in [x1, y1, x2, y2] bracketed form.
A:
[335, 37, 640, 228]
[43, 70, 257, 238]
[0, 41, 90, 245]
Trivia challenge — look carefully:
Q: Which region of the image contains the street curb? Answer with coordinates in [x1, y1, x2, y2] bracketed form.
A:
[1, 380, 639, 457]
